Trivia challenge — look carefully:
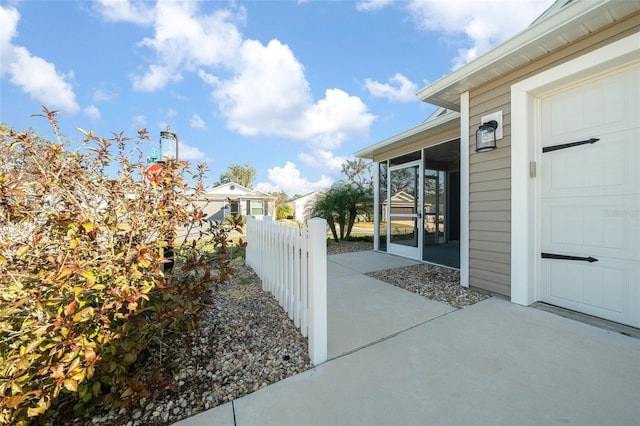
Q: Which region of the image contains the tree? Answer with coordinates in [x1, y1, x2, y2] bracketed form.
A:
[310, 181, 373, 241]
[310, 192, 339, 241]
[269, 190, 289, 207]
[216, 162, 256, 188]
[341, 159, 373, 189]
[389, 167, 416, 194]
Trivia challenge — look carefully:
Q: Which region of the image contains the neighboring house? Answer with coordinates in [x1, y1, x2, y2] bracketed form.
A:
[287, 190, 324, 221]
[381, 191, 417, 220]
[197, 182, 276, 222]
[356, 0, 639, 328]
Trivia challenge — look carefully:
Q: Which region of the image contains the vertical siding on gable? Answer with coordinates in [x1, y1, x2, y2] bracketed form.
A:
[466, 14, 640, 297]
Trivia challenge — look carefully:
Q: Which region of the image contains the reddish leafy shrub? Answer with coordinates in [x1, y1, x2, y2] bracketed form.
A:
[0, 108, 238, 425]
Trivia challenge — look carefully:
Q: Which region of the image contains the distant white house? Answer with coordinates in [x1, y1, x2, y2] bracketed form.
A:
[197, 182, 276, 222]
[287, 190, 323, 221]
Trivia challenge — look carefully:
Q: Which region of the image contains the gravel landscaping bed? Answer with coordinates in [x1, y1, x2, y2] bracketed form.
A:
[58, 260, 312, 426]
[367, 264, 488, 308]
[326, 240, 373, 255]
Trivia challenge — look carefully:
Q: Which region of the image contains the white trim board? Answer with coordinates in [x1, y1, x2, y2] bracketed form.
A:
[460, 92, 470, 287]
[510, 32, 640, 306]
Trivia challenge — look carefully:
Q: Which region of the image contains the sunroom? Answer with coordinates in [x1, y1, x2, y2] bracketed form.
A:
[356, 108, 461, 269]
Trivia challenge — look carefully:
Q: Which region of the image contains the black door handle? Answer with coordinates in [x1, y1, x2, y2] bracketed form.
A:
[541, 253, 598, 263]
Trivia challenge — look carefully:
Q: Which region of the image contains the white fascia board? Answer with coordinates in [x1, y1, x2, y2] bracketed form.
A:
[206, 181, 253, 194]
[417, 0, 631, 108]
[354, 111, 460, 159]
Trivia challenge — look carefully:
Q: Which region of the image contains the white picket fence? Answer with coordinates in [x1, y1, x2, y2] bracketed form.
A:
[245, 216, 327, 365]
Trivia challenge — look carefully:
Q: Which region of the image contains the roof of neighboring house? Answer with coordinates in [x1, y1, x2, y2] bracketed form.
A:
[202, 182, 276, 200]
[416, 0, 640, 110]
[383, 191, 416, 204]
[288, 190, 324, 204]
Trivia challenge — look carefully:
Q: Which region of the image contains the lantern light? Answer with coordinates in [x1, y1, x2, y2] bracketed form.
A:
[159, 127, 178, 161]
[475, 120, 498, 153]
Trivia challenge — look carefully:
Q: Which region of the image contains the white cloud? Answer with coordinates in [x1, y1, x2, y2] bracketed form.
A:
[84, 105, 101, 121]
[92, 87, 116, 102]
[255, 161, 333, 196]
[405, 0, 555, 67]
[301, 89, 375, 149]
[197, 69, 219, 86]
[166, 108, 177, 119]
[8, 48, 80, 115]
[132, 114, 146, 127]
[178, 141, 208, 162]
[1, 5, 80, 114]
[364, 73, 419, 103]
[94, 0, 155, 25]
[131, 63, 181, 93]
[299, 149, 346, 175]
[0, 5, 20, 73]
[211, 39, 312, 136]
[106, 1, 246, 92]
[356, 0, 393, 12]
[209, 39, 375, 150]
[189, 113, 206, 129]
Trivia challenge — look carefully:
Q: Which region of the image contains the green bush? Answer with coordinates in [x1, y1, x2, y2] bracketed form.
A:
[275, 203, 294, 220]
[344, 235, 374, 243]
[0, 109, 238, 425]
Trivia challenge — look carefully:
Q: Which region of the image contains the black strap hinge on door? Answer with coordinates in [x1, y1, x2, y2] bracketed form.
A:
[541, 253, 598, 263]
[542, 138, 599, 153]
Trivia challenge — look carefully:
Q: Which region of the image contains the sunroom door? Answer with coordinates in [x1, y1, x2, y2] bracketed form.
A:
[387, 161, 422, 259]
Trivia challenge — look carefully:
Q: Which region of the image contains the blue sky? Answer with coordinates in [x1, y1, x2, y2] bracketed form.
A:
[1, 0, 554, 196]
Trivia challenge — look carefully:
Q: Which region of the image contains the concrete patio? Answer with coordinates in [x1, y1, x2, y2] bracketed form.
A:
[176, 251, 640, 426]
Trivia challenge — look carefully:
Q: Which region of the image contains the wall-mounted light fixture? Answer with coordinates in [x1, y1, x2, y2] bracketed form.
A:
[476, 120, 498, 152]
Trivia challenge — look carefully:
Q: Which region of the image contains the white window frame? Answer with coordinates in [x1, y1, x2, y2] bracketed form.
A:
[250, 199, 264, 216]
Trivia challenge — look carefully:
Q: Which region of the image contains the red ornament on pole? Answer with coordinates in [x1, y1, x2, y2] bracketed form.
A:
[146, 163, 163, 184]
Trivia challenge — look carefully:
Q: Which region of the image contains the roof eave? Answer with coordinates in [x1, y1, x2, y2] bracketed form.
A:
[355, 111, 460, 159]
[417, 0, 638, 108]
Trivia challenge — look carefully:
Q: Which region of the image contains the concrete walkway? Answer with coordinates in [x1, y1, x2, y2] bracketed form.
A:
[176, 251, 640, 426]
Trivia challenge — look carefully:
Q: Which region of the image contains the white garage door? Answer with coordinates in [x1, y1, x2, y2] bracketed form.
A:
[540, 64, 640, 328]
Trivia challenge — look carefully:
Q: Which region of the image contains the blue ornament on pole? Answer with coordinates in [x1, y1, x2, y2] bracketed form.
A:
[147, 148, 159, 164]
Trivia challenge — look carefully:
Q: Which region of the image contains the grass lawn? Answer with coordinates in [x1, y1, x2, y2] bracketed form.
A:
[175, 221, 380, 261]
